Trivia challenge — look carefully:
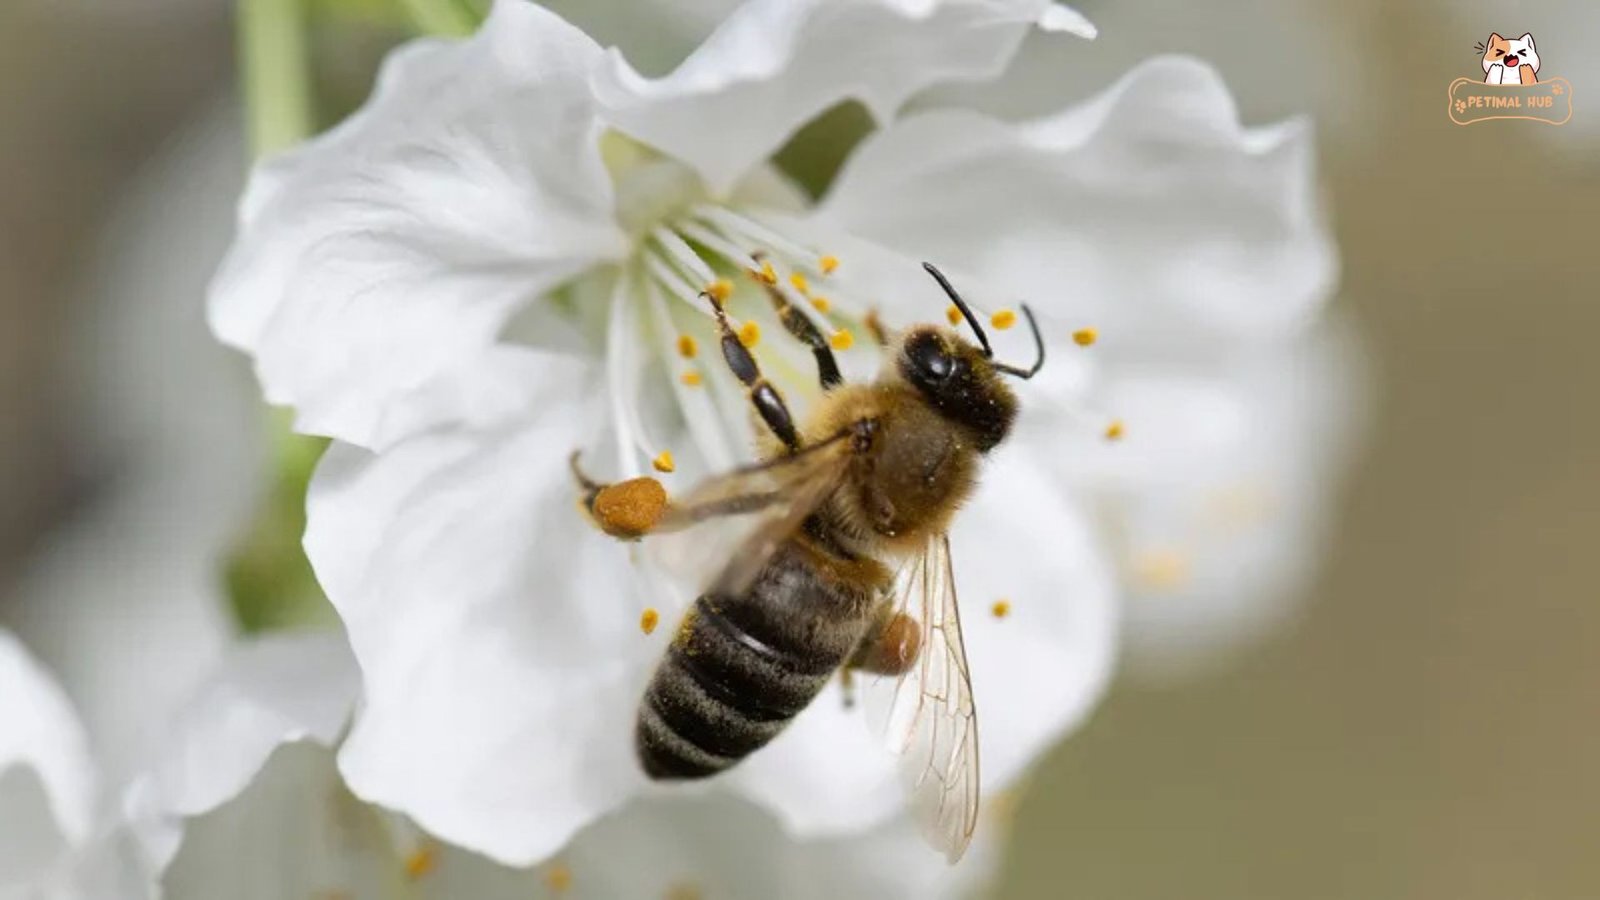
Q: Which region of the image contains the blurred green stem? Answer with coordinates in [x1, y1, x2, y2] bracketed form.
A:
[240, 0, 315, 156]
[395, 0, 479, 36]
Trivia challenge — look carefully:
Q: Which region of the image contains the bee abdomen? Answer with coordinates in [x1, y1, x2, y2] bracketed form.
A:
[637, 564, 862, 781]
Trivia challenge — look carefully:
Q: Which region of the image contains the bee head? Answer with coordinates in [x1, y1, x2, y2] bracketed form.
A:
[898, 326, 1020, 452]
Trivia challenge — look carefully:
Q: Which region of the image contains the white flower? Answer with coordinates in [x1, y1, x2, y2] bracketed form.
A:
[130, 632, 999, 899]
[209, 0, 1333, 867]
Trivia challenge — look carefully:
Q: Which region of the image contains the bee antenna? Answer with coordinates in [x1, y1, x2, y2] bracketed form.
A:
[992, 304, 1045, 380]
[921, 262, 993, 357]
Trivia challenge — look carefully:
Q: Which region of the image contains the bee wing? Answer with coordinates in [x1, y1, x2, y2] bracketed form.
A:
[867, 532, 980, 863]
[645, 430, 853, 595]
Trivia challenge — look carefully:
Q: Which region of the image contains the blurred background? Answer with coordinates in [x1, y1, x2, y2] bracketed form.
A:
[1, 1, 1596, 898]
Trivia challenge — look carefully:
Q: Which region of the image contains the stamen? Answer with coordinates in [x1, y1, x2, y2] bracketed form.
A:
[640, 607, 661, 635]
[543, 862, 574, 894]
[606, 278, 650, 478]
[403, 847, 436, 882]
[738, 321, 761, 348]
[652, 450, 676, 473]
[754, 260, 778, 285]
[642, 280, 735, 472]
[991, 599, 1011, 619]
[810, 295, 832, 314]
[672, 219, 763, 271]
[680, 370, 703, 386]
[706, 278, 733, 303]
[789, 272, 810, 294]
[650, 227, 716, 285]
[819, 254, 840, 274]
[676, 335, 698, 358]
[644, 252, 716, 318]
[990, 308, 1018, 330]
[829, 329, 854, 351]
[1072, 327, 1098, 347]
[696, 206, 819, 271]
[1104, 419, 1125, 441]
[1129, 548, 1190, 592]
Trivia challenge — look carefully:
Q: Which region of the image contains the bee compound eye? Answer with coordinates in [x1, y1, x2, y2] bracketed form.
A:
[907, 333, 953, 382]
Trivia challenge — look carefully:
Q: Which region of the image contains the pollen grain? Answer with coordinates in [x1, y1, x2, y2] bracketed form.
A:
[829, 329, 854, 351]
[1104, 419, 1125, 441]
[990, 308, 1018, 330]
[991, 599, 1011, 619]
[738, 320, 761, 348]
[652, 450, 676, 473]
[403, 847, 436, 882]
[676, 335, 698, 358]
[640, 607, 661, 635]
[1072, 327, 1098, 347]
[818, 254, 840, 274]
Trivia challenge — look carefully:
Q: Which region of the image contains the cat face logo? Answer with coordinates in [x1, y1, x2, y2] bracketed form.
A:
[1449, 32, 1570, 125]
[1478, 32, 1540, 84]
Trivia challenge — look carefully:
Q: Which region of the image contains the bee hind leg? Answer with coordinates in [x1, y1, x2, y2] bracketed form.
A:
[569, 452, 669, 541]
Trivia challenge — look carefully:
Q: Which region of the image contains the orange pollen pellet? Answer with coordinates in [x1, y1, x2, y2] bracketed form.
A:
[810, 295, 831, 314]
[403, 848, 436, 881]
[652, 450, 675, 473]
[705, 279, 733, 303]
[818, 254, 839, 274]
[738, 321, 761, 347]
[990, 308, 1018, 330]
[1072, 327, 1098, 347]
[680, 370, 703, 387]
[789, 272, 810, 294]
[591, 477, 668, 539]
[640, 608, 661, 635]
[946, 305, 963, 326]
[991, 599, 1011, 619]
[829, 329, 854, 351]
[1104, 419, 1125, 441]
[676, 335, 697, 358]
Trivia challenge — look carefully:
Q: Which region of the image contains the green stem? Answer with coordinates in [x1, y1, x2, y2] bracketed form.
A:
[239, 0, 316, 156]
[395, 0, 479, 36]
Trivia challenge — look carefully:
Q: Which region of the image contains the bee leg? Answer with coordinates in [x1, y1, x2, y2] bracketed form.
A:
[569, 452, 668, 541]
[753, 278, 842, 391]
[846, 609, 922, 677]
[700, 290, 802, 452]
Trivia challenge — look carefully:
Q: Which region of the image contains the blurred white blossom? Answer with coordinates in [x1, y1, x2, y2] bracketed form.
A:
[209, 0, 1337, 870]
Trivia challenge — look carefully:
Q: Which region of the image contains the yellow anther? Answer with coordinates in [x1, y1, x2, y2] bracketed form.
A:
[990, 308, 1018, 330]
[403, 847, 436, 882]
[1130, 548, 1191, 592]
[640, 607, 661, 635]
[706, 278, 733, 303]
[829, 329, 854, 351]
[756, 261, 778, 285]
[738, 321, 761, 348]
[680, 370, 703, 387]
[789, 272, 810, 294]
[652, 450, 675, 473]
[1072, 327, 1098, 347]
[991, 599, 1011, 619]
[946, 305, 963, 326]
[676, 335, 697, 358]
[809, 295, 831, 314]
[544, 862, 573, 893]
[1104, 419, 1125, 441]
[818, 254, 839, 274]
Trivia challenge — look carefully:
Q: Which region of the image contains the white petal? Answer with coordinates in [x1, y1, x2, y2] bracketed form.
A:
[817, 55, 1336, 344]
[595, 0, 1087, 193]
[209, 0, 628, 449]
[123, 631, 360, 877]
[304, 352, 659, 865]
[0, 631, 98, 886]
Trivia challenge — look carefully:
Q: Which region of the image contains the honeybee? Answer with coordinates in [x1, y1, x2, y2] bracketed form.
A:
[572, 262, 1044, 862]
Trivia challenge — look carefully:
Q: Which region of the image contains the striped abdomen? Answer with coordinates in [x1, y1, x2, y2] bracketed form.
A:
[637, 537, 877, 779]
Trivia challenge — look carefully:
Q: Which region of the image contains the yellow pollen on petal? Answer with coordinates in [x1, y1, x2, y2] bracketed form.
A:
[706, 278, 733, 303]
[640, 607, 661, 635]
[946, 305, 963, 326]
[652, 450, 675, 473]
[789, 272, 810, 294]
[1129, 548, 1191, 592]
[809, 295, 832, 314]
[1104, 419, 1125, 441]
[403, 847, 436, 882]
[990, 308, 1018, 330]
[676, 335, 698, 358]
[738, 321, 761, 348]
[991, 599, 1011, 619]
[829, 329, 854, 351]
[1072, 327, 1098, 347]
[680, 370, 703, 387]
[544, 862, 573, 894]
[818, 254, 839, 274]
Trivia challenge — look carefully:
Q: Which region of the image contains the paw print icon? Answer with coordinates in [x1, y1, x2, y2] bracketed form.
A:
[1552, 83, 1564, 95]
[1455, 99, 1467, 114]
